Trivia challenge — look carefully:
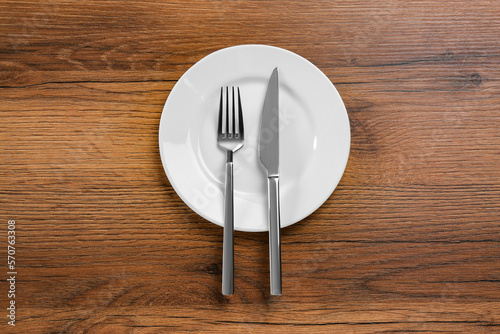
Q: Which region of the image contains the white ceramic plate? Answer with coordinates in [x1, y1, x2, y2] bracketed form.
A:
[159, 45, 350, 232]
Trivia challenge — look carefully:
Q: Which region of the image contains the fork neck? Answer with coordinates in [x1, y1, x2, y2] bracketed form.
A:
[226, 151, 233, 163]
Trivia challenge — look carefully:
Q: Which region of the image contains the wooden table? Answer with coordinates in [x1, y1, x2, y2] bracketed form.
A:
[1, 1, 499, 333]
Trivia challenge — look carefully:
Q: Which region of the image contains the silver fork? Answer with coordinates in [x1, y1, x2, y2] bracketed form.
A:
[217, 86, 244, 295]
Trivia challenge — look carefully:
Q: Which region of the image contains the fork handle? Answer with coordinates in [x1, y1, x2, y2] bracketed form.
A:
[268, 176, 282, 295]
[222, 153, 234, 295]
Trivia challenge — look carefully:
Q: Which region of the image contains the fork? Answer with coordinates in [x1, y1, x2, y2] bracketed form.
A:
[217, 86, 244, 295]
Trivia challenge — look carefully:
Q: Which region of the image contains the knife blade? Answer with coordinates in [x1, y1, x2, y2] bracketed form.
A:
[259, 67, 282, 295]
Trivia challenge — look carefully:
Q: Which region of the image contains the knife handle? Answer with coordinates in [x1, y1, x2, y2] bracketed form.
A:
[268, 176, 282, 295]
[222, 159, 234, 295]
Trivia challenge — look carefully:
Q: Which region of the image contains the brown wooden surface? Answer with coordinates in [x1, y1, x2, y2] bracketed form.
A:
[1, 0, 500, 333]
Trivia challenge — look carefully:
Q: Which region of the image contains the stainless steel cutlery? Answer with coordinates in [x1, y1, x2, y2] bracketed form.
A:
[217, 86, 244, 296]
[217, 69, 282, 295]
[258, 68, 282, 295]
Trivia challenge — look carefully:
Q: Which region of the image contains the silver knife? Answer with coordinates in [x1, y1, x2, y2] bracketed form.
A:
[259, 68, 282, 295]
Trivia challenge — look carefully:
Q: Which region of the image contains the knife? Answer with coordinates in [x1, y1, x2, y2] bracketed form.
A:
[259, 67, 282, 295]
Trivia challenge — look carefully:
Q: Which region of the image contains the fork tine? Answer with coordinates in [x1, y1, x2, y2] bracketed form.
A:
[237, 87, 244, 137]
[225, 86, 230, 136]
[232, 87, 236, 136]
[218, 87, 223, 136]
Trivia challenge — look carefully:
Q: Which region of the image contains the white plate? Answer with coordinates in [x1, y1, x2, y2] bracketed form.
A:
[159, 45, 350, 232]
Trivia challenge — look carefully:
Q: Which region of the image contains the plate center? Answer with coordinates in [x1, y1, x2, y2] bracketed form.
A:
[196, 78, 316, 197]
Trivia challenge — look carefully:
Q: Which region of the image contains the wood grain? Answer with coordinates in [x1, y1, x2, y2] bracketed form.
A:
[1, 0, 499, 333]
